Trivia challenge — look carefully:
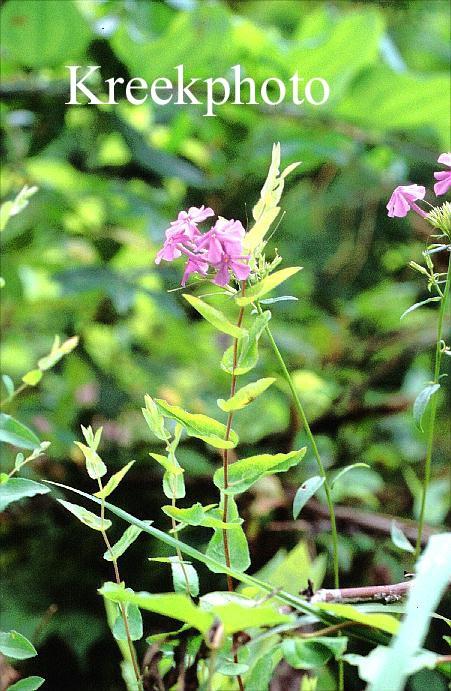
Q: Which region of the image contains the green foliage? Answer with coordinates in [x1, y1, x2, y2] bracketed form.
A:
[217, 377, 275, 411]
[154, 398, 239, 449]
[0, 630, 37, 660]
[214, 449, 306, 495]
[0, 477, 49, 511]
[0, 414, 40, 450]
[8, 678, 45, 691]
[57, 498, 111, 531]
[183, 294, 246, 338]
[293, 476, 325, 518]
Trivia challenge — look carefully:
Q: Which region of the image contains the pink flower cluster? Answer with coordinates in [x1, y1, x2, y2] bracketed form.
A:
[155, 206, 251, 287]
[386, 152, 451, 219]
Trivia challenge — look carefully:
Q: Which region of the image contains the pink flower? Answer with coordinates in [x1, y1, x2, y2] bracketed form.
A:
[181, 255, 209, 286]
[169, 205, 214, 239]
[155, 205, 250, 288]
[196, 218, 246, 264]
[213, 253, 250, 287]
[386, 184, 426, 218]
[434, 153, 451, 196]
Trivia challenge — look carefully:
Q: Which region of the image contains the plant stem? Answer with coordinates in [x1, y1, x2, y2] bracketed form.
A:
[221, 285, 246, 591]
[171, 494, 193, 596]
[257, 304, 344, 689]
[97, 478, 143, 691]
[221, 283, 246, 691]
[415, 251, 450, 559]
[257, 305, 340, 590]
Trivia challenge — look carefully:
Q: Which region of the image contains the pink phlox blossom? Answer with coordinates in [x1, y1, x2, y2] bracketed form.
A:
[169, 205, 215, 239]
[386, 184, 426, 218]
[434, 153, 451, 196]
[155, 205, 250, 287]
[181, 255, 209, 287]
[196, 218, 246, 264]
[213, 252, 251, 287]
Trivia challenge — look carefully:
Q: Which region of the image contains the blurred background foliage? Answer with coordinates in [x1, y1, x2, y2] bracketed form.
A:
[0, 0, 450, 689]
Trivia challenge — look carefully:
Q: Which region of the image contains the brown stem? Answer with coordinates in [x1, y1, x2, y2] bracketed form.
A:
[310, 580, 414, 604]
[97, 478, 143, 690]
[220, 282, 246, 691]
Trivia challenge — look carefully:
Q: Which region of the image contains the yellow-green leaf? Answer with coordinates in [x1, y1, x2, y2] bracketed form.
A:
[75, 441, 107, 480]
[57, 499, 111, 531]
[95, 461, 135, 499]
[217, 377, 276, 412]
[154, 399, 239, 449]
[236, 267, 302, 306]
[183, 294, 245, 338]
[314, 603, 400, 635]
[214, 449, 307, 495]
[21, 369, 43, 386]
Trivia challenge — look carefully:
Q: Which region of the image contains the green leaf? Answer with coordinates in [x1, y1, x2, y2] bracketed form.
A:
[216, 660, 249, 676]
[149, 453, 183, 476]
[103, 522, 152, 561]
[183, 294, 245, 338]
[37, 335, 78, 371]
[235, 268, 302, 306]
[162, 502, 241, 530]
[369, 533, 451, 691]
[57, 499, 111, 531]
[206, 496, 251, 573]
[282, 636, 347, 669]
[413, 383, 440, 431]
[214, 449, 307, 495]
[113, 600, 143, 641]
[142, 395, 169, 441]
[0, 185, 38, 231]
[74, 441, 107, 480]
[95, 461, 135, 499]
[202, 593, 293, 635]
[331, 463, 370, 488]
[2, 374, 14, 398]
[169, 557, 200, 597]
[21, 369, 43, 386]
[0, 630, 37, 660]
[293, 476, 325, 518]
[1, 0, 92, 68]
[390, 521, 415, 553]
[400, 297, 441, 320]
[314, 603, 400, 635]
[0, 414, 40, 450]
[154, 399, 239, 449]
[100, 583, 214, 634]
[221, 310, 271, 376]
[217, 378, 275, 412]
[8, 677, 45, 691]
[0, 477, 50, 511]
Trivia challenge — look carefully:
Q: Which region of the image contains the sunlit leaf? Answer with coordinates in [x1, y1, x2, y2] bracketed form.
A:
[57, 499, 111, 531]
[154, 399, 239, 449]
[95, 461, 135, 499]
[183, 294, 245, 338]
[142, 395, 169, 441]
[74, 441, 107, 480]
[104, 522, 152, 561]
[8, 677, 45, 691]
[214, 449, 307, 495]
[21, 369, 43, 386]
[236, 267, 302, 306]
[217, 377, 275, 412]
[221, 310, 271, 376]
[400, 296, 441, 320]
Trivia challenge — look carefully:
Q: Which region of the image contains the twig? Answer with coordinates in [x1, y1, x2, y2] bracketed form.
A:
[310, 580, 413, 604]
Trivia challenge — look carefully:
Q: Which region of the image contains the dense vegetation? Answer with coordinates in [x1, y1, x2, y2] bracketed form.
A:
[1, 1, 449, 690]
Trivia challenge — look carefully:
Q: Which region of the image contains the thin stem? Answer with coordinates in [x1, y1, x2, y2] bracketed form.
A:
[221, 283, 246, 591]
[171, 493, 193, 596]
[221, 282, 246, 691]
[97, 477, 143, 691]
[1, 382, 28, 407]
[415, 252, 450, 559]
[257, 303, 343, 691]
[257, 305, 340, 589]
